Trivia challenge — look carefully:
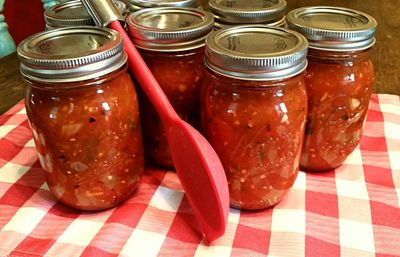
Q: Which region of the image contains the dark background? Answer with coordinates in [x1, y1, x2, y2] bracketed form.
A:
[286, 0, 400, 95]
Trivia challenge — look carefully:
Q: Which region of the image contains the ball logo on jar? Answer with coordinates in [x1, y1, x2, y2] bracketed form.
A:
[301, 16, 311, 23]
[274, 37, 287, 51]
[39, 42, 53, 54]
[179, 21, 194, 28]
[227, 35, 240, 51]
[345, 16, 360, 28]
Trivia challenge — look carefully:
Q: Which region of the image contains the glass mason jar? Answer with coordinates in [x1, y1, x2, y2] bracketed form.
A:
[17, 27, 144, 211]
[44, 0, 126, 29]
[287, 6, 377, 171]
[127, 0, 200, 13]
[209, 0, 287, 29]
[202, 25, 308, 210]
[127, 8, 214, 168]
[44, 1, 95, 30]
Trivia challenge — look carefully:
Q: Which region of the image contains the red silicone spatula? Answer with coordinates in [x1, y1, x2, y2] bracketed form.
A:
[81, 0, 229, 242]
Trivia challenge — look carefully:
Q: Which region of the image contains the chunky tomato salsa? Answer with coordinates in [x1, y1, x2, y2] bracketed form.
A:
[25, 67, 144, 211]
[139, 48, 206, 168]
[300, 50, 375, 171]
[202, 71, 307, 210]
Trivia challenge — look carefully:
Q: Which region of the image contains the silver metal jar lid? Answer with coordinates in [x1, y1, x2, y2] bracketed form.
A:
[128, 0, 200, 12]
[214, 15, 287, 29]
[17, 27, 127, 83]
[44, 0, 94, 29]
[127, 7, 214, 51]
[286, 6, 377, 51]
[205, 25, 308, 81]
[209, 0, 286, 25]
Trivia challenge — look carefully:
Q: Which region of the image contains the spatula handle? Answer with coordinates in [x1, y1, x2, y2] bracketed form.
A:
[80, 0, 179, 122]
[110, 21, 179, 122]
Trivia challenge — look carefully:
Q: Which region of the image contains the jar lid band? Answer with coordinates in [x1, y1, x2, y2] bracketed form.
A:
[286, 6, 377, 51]
[205, 25, 308, 81]
[127, 7, 214, 52]
[209, 0, 286, 24]
[17, 27, 126, 83]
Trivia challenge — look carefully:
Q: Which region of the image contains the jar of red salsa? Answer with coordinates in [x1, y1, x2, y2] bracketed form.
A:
[127, 8, 214, 167]
[287, 7, 377, 171]
[17, 27, 144, 211]
[44, 1, 95, 30]
[44, 0, 126, 29]
[209, 0, 287, 29]
[202, 25, 308, 210]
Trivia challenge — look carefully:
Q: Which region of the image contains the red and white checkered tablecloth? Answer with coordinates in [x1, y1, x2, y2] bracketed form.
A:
[0, 94, 399, 257]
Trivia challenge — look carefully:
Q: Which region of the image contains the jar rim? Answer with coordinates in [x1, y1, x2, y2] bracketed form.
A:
[17, 27, 127, 83]
[44, 0, 94, 29]
[286, 6, 377, 51]
[213, 15, 287, 29]
[209, 0, 286, 24]
[128, 0, 199, 8]
[127, 7, 214, 52]
[205, 25, 308, 81]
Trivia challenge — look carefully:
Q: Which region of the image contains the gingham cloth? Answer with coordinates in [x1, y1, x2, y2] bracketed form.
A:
[0, 94, 399, 257]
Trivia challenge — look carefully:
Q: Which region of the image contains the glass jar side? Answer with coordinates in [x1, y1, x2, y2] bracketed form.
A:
[300, 48, 375, 171]
[138, 47, 206, 168]
[24, 65, 144, 211]
[201, 69, 308, 210]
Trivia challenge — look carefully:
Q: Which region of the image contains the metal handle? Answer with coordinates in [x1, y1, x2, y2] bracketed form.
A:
[80, 0, 122, 27]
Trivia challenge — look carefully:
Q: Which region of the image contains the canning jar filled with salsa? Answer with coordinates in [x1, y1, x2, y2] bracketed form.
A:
[127, 8, 214, 167]
[17, 27, 144, 211]
[202, 25, 308, 210]
[44, 1, 95, 29]
[287, 7, 377, 171]
[44, 0, 126, 29]
[209, 0, 287, 29]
